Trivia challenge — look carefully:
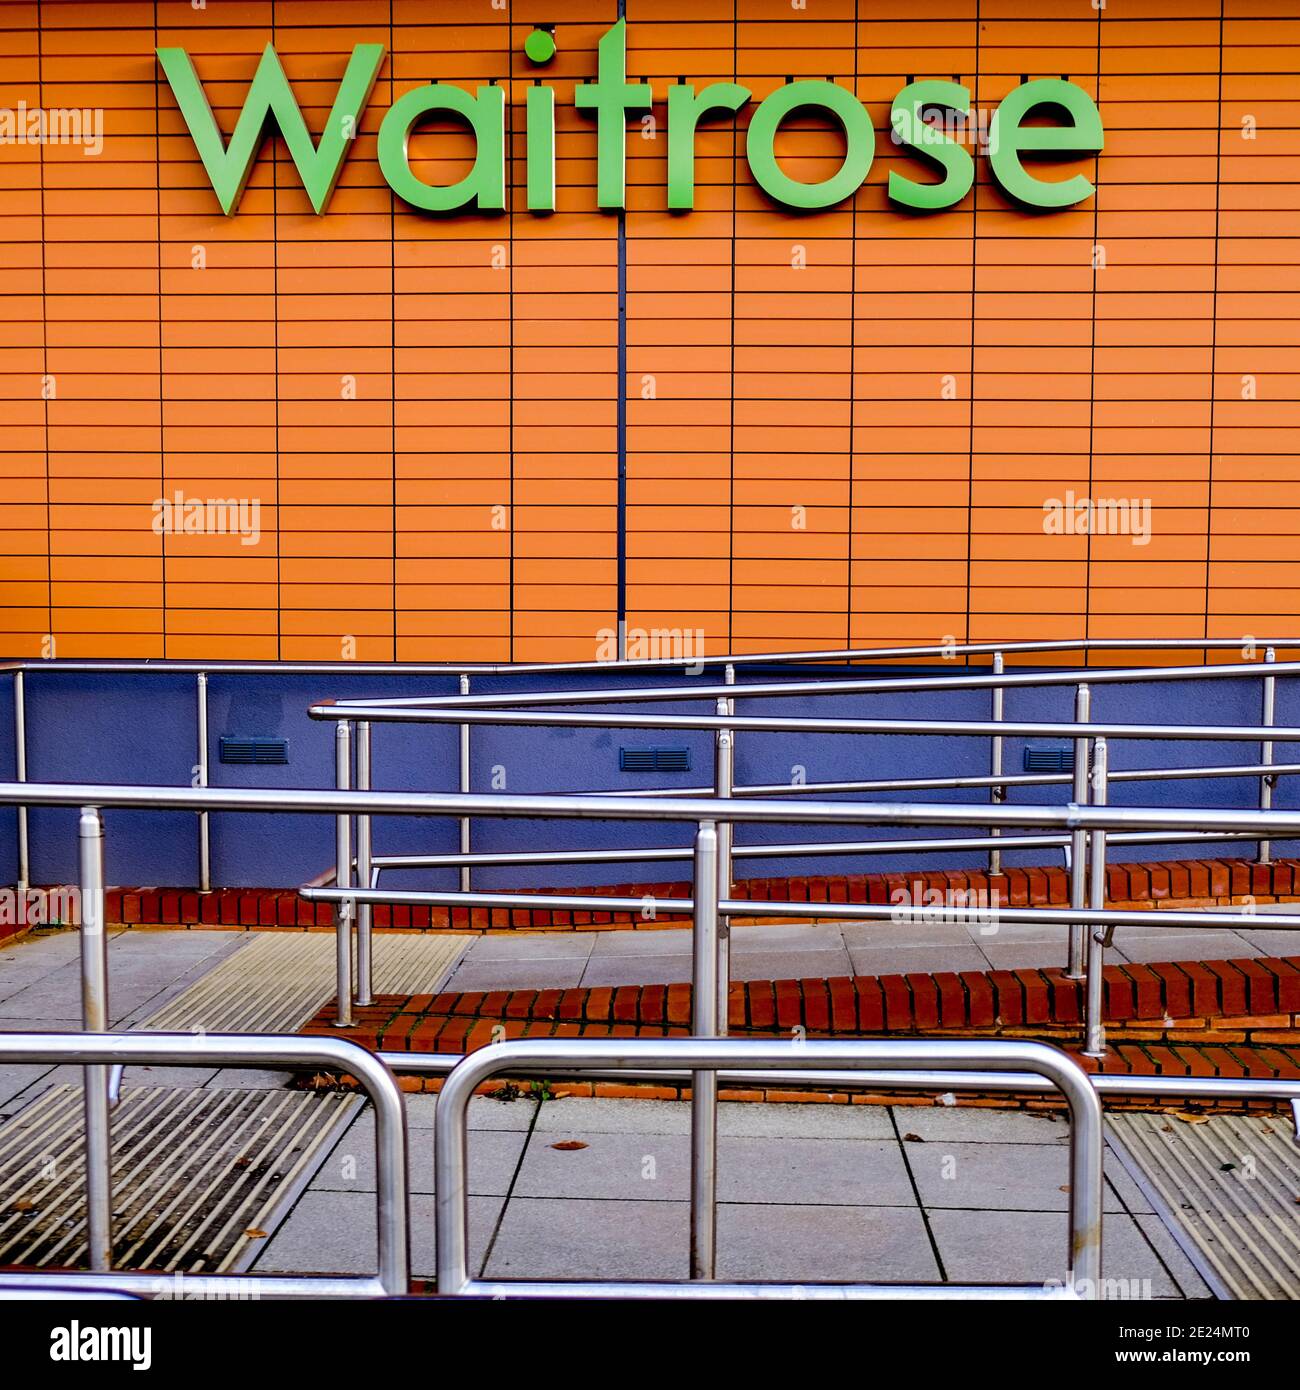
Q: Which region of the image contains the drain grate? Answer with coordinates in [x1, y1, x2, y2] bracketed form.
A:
[0, 1084, 358, 1273]
[1108, 1112, 1300, 1300]
[136, 930, 470, 1034]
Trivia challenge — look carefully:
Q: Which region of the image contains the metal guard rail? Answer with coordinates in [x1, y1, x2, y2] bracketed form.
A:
[6, 638, 1297, 894]
[0, 1031, 409, 1300]
[7, 1027, 1300, 1299]
[433, 1036, 1105, 1300]
[305, 658, 1295, 1034]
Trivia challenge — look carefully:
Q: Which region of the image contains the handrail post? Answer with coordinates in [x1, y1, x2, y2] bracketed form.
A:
[1260, 646, 1276, 864]
[716, 664, 735, 1030]
[334, 721, 354, 1027]
[14, 669, 28, 895]
[1083, 737, 1109, 1057]
[459, 674, 471, 894]
[690, 820, 720, 1280]
[355, 719, 373, 1007]
[196, 671, 210, 893]
[989, 651, 1004, 877]
[1067, 683, 1092, 979]
[78, 805, 112, 1271]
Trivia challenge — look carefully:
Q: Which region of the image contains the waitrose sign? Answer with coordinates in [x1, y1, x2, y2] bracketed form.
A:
[157, 20, 1103, 216]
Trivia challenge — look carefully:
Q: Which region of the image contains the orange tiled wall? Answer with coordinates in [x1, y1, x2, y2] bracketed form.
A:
[1, 0, 1297, 662]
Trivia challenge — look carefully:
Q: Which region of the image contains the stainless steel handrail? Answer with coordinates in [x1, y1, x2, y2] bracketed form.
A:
[314, 698, 1298, 985]
[4, 779, 1300, 829]
[6, 1024, 1298, 1300]
[336, 655, 1300, 709]
[0, 1031, 410, 1300]
[433, 1035, 1105, 1298]
[362, 826, 1280, 872]
[314, 705, 1300, 743]
[10, 775, 1300, 1078]
[7, 639, 1297, 896]
[5, 635, 1300, 679]
[301, 883, 1300, 935]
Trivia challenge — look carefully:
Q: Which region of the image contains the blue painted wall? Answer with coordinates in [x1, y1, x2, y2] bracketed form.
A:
[0, 664, 1293, 892]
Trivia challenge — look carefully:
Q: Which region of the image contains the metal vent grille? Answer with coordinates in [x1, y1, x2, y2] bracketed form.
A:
[1024, 747, 1075, 773]
[219, 736, 289, 766]
[0, 1084, 358, 1274]
[620, 746, 691, 773]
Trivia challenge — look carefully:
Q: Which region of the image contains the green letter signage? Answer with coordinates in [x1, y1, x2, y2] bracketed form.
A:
[988, 78, 1104, 208]
[888, 80, 974, 211]
[746, 81, 873, 210]
[156, 42, 383, 215]
[667, 82, 751, 210]
[574, 18, 653, 208]
[378, 83, 505, 212]
[161, 33, 1106, 219]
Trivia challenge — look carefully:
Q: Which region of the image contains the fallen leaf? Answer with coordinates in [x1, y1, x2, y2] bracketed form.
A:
[550, 1140, 588, 1151]
[244, 1228, 267, 1239]
[11, 1198, 36, 1213]
[1173, 1112, 1211, 1125]
[903, 1133, 924, 1143]
[1059, 1185, 1071, 1193]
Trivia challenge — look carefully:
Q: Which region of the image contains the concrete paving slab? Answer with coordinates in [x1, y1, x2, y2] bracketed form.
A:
[905, 1139, 1130, 1213]
[312, 1119, 527, 1197]
[482, 1196, 688, 1282]
[416, 1194, 505, 1279]
[462, 1094, 541, 1131]
[842, 920, 978, 948]
[980, 942, 1087, 970]
[0, 930, 250, 1029]
[466, 932, 595, 962]
[718, 1135, 916, 1207]
[848, 944, 990, 976]
[533, 1095, 691, 1135]
[514, 1130, 689, 1202]
[254, 1189, 504, 1280]
[442, 958, 587, 992]
[716, 1202, 942, 1284]
[588, 928, 691, 957]
[891, 1106, 1071, 1145]
[578, 955, 694, 987]
[729, 923, 847, 953]
[925, 1207, 1187, 1297]
[106, 1064, 222, 1090]
[1236, 928, 1300, 956]
[1111, 931, 1258, 964]
[728, 948, 855, 983]
[964, 922, 1070, 945]
[1103, 1143, 1156, 1217]
[206, 1068, 295, 1089]
[718, 1100, 896, 1141]
[0, 1013, 86, 1028]
[0, 1063, 60, 1111]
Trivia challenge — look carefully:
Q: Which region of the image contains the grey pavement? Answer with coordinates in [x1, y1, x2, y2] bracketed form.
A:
[439, 913, 1284, 995]
[0, 927, 251, 1109]
[252, 1090, 1211, 1296]
[0, 923, 1258, 1294]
